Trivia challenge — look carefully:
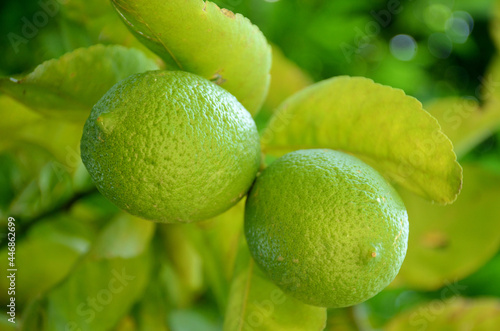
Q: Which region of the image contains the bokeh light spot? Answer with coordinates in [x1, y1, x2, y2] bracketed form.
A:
[446, 16, 470, 43]
[424, 4, 452, 31]
[390, 34, 417, 61]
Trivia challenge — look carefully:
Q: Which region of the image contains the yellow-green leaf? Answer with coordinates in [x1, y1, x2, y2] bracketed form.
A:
[480, 55, 500, 114]
[198, 200, 245, 282]
[261, 46, 313, 117]
[45, 213, 154, 331]
[491, 1, 500, 51]
[425, 97, 500, 158]
[111, 0, 271, 114]
[223, 240, 326, 331]
[0, 214, 93, 305]
[158, 224, 205, 308]
[0, 95, 88, 181]
[0, 95, 42, 134]
[0, 45, 158, 121]
[386, 297, 500, 331]
[394, 165, 500, 290]
[262, 76, 462, 204]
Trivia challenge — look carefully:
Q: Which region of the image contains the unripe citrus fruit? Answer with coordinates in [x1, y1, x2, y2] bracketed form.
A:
[244, 149, 409, 308]
[81, 70, 260, 223]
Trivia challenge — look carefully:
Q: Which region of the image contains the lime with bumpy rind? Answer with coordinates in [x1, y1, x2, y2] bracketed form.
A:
[81, 70, 260, 223]
[245, 149, 409, 308]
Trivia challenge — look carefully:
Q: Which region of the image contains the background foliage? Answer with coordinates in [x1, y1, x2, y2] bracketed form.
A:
[1, 0, 500, 330]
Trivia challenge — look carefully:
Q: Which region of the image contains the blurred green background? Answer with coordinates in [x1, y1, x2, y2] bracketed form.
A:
[1, 0, 500, 330]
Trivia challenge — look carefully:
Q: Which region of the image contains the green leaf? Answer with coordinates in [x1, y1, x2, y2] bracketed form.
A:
[199, 200, 245, 282]
[323, 308, 358, 331]
[255, 46, 312, 131]
[425, 97, 500, 158]
[261, 76, 462, 204]
[386, 297, 500, 331]
[0, 312, 16, 330]
[261, 46, 312, 116]
[0, 95, 92, 189]
[158, 225, 205, 309]
[461, 252, 500, 297]
[0, 44, 159, 121]
[131, 269, 171, 331]
[111, 0, 271, 114]
[43, 213, 154, 331]
[223, 239, 326, 331]
[480, 55, 500, 112]
[158, 200, 245, 313]
[393, 165, 500, 290]
[62, 0, 116, 23]
[0, 144, 75, 221]
[12, 118, 83, 171]
[69, 192, 120, 226]
[0, 214, 94, 305]
[0, 95, 42, 135]
[59, 0, 161, 60]
[113, 316, 137, 331]
[491, 2, 500, 51]
[20, 297, 46, 331]
[169, 306, 222, 331]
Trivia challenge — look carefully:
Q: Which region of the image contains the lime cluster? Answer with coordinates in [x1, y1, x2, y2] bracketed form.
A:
[81, 71, 408, 308]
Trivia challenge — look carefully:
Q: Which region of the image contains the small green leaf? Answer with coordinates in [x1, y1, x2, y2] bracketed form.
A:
[158, 225, 205, 308]
[44, 213, 154, 331]
[425, 97, 500, 158]
[394, 165, 500, 290]
[199, 200, 245, 282]
[0, 214, 94, 305]
[386, 297, 500, 331]
[480, 55, 500, 115]
[60, 0, 161, 60]
[255, 46, 312, 131]
[131, 271, 171, 331]
[113, 316, 137, 331]
[491, 2, 500, 51]
[324, 308, 358, 331]
[0, 315, 16, 331]
[159, 199, 245, 313]
[262, 76, 462, 204]
[0, 95, 92, 190]
[461, 253, 500, 297]
[111, 0, 271, 114]
[0, 95, 42, 135]
[260, 46, 313, 117]
[69, 192, 120, 226]
[0, 44, 159, 121]
[0, 144, 75, 221]
[169, 306, 222, 331]
[223, 240, 326, 331]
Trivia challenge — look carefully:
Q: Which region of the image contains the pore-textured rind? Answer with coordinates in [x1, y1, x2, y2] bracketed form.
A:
[245, 149, 409, 308]
[81, 70, 260, 223]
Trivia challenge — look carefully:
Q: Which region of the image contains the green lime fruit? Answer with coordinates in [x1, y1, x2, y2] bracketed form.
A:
[244, 149, 409, 308]
[81, 70, 260, 223]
